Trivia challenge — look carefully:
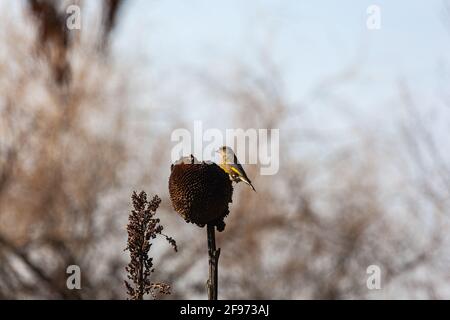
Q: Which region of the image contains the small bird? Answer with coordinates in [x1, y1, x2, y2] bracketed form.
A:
[216, 146, 256, 192]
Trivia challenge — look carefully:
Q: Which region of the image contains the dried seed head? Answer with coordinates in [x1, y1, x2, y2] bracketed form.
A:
[168, 156, 233, 231]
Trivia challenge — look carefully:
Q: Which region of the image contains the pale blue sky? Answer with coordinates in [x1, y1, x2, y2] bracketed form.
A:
[4, 0, 449, 118]
[111, 1, 450, 132]
[115, 0, 450, 90]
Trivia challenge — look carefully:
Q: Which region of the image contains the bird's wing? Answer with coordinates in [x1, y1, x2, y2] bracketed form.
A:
[232, 163, 252, 184]
[234, 155, 249, 178]
[230, 166, 242, 176]
[233, 154, 240, 165]
[231, 165, 256, 191]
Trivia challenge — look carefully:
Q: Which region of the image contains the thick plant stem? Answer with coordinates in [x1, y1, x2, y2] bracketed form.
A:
[206, 224, 220, 300]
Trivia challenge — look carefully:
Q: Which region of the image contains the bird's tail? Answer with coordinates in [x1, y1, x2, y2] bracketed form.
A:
[241, 178, 256, 192]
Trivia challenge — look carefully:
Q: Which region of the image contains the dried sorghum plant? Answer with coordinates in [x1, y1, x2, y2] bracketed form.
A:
[124, 191, 177, 300]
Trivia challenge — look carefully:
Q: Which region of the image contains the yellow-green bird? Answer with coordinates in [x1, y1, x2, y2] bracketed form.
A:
[216, 146, 256, 192]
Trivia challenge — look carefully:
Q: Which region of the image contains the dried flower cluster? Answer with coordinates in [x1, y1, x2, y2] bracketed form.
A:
[124, 191, 177, 300]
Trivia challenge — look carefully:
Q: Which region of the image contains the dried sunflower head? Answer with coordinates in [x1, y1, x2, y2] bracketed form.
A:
[168, 156, 233, 231]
